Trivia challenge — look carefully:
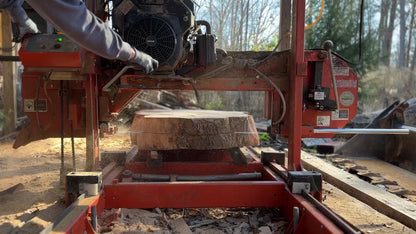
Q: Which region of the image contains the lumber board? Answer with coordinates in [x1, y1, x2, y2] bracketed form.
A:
[130, 110, 259, 150]
[301, 151, 416, 230]
[1, 13, 16, 135]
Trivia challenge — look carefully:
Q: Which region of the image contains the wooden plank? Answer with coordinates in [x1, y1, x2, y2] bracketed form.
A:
[353, 158, 416, 192]
[50, 195, 98, 233]
[1, 13, 16, 135]
[301, 151, 416, 230]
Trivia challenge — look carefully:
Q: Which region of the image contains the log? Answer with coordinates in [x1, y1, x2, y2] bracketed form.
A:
[130, 110, 259, 150]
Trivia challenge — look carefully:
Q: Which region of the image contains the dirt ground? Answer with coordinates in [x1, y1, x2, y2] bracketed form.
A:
[0, 132, 415, 233]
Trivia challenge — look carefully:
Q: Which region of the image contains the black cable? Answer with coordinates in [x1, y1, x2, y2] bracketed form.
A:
[60, 80, 64, 177]
[70, 120, 76, 171]
[358, 0, 364, 64]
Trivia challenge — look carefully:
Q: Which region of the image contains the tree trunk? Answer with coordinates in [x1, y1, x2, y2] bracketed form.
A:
[279, 0, 291, 51]
[382, 0, 397, 67]
[398, 0, 406, 68]
[408, 39, 416, 95]
[406, 2, 415, 67]
[379, 0, 389, 50]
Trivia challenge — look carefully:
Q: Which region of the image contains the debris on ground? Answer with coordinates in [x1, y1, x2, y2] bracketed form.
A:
[316, 154, 416, 203]
[98, 208, 288, 233]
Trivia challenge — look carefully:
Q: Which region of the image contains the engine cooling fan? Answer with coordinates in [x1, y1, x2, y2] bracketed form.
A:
[126, 17, 177, 64]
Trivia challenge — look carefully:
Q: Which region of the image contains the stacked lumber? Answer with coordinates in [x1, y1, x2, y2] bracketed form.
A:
[130, 110, 259, 150]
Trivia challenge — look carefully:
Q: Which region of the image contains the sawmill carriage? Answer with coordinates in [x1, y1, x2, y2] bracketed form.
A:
[13, 0, 362, 233]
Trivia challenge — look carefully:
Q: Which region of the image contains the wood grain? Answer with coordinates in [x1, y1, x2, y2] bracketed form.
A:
[130, 110, 259, 150]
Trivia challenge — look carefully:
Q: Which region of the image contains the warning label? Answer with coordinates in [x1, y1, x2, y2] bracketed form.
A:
[332, 109, 349, 120]
[317, 116, 330, 126]
[336, 80, 358, 88]
[334, 66, 350, 76]
[24, 99, 47, 112]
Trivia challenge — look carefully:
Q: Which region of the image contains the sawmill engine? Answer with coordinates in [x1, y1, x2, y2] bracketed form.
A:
[112, 0, 216, 71]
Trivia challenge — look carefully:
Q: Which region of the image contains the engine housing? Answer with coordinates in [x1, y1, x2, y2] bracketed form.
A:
[113, 0, 195, 71]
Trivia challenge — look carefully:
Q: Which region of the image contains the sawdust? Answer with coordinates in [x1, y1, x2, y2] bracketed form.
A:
[322, 182, 415, 233]
[0, 133, 131, 233]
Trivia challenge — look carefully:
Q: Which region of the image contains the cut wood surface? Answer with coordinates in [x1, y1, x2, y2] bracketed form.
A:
[130, 110, 259, 150]
[301, 152, 416, 230]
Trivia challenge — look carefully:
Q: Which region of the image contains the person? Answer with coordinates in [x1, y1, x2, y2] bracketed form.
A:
[0, 0, 158, 73]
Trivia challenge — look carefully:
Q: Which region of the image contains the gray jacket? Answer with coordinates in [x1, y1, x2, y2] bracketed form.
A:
[0, 0, 132, 61]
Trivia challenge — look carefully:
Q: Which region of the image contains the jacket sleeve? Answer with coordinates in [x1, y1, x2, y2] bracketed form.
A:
[0, 0, 29, 24]
[25, 0, 132, 61]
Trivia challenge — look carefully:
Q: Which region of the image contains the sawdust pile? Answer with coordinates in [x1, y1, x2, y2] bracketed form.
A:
[99, 208, 287, 233]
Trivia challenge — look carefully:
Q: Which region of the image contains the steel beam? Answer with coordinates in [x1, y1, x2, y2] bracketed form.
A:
[85, 75, 99, 171]
[288, 0, 306, 171]
[104, 181, 285, 209]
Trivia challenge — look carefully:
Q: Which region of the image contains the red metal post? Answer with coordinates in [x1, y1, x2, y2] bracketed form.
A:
[85, 75, 99, 171]
[288, 0, 306, 171]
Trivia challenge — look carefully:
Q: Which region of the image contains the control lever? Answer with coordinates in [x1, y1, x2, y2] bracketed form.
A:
[323, 40, 340, 110]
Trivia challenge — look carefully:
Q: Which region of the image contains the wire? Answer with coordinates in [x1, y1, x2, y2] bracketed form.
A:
[250, 67, 287, 124]
[0, 44, 17, 52]
[247, 0, 324, 124]
[305, 0, 325, 30]
[35, 73, 55, 131]
[252, 32, 291, 67]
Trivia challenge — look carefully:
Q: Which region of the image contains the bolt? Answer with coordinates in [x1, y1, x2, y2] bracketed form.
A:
[323, 40, 334, 51]
[318, 52, 326, 59]
[321, 225, 324, 230]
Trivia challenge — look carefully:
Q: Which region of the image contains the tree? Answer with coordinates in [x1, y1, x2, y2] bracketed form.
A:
[380, 0, 397, 66]
[304, 0, 380, 75]
[195, 0, 279, 51]
[398, 0, 406, 68]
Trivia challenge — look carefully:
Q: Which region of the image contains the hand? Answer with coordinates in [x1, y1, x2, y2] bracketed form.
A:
[14, 18, 40, 42]
[130, 47, 159, 73]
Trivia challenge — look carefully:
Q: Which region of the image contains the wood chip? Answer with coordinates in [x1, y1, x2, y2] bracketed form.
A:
[169, 218, 192, 234]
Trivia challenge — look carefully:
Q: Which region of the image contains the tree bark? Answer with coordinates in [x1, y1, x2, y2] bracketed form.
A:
[279, 0, 291, 51]
[382, 0, 397, 67]
[398, 0, 406, 68]
[406, 2, 415, 67]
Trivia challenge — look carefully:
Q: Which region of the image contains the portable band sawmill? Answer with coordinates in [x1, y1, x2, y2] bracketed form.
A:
[13, 0, 361, 233]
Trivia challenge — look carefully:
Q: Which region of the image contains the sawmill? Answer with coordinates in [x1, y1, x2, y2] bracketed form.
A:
[0, 0, 416, 233]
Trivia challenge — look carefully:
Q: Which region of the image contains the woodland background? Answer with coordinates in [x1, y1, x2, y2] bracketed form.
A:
[194, 0, 416, 116]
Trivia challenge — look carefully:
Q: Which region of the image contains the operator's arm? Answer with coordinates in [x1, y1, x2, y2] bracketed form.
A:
[0, 0, 39, 41]
[25, 0, 158, 73]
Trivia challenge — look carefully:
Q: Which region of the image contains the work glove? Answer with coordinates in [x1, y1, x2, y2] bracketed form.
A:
[13, 18, 40, 42]
[130, 47, 159, 74]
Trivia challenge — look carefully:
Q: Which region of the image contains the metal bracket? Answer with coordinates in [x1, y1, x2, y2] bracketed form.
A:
[288, 171, 322, 194]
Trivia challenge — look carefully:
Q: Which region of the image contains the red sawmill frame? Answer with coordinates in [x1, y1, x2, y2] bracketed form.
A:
[52, 148, 345, 233]
[38, 0, 358, 233]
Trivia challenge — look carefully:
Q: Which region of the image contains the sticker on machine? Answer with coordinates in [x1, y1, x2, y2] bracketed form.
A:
[24, 99, 47, 112]
[317, 116, 330, 126]
[332, 109, 349, 120]
[340, 91, 355, 106]
[336, 80, 358, 88]
[334, 66, 349, 76]
[116, 0, 135, 15]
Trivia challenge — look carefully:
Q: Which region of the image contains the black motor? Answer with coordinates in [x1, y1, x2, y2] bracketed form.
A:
[113, 0, 216, 71]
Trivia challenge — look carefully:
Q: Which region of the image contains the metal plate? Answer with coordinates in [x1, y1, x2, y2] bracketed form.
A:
[25, 34, 79, 53]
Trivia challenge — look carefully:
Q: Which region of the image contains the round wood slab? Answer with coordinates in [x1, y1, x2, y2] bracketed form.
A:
[130, 110, 259, 150]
